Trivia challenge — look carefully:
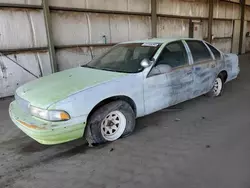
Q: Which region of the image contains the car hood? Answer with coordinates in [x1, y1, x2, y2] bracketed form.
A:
[16, 67, 127, 109]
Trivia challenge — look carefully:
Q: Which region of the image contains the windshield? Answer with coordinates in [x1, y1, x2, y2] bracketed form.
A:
[84, 43, 161, 73]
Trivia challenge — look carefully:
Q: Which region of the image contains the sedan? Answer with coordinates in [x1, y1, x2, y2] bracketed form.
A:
[9, 38, 240, 145]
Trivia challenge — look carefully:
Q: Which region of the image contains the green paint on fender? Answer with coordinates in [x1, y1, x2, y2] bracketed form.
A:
[16, 67, 126, 109]
[9, 101, 86, 145]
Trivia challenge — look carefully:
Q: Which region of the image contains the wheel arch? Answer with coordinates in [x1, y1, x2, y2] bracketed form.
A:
[86, 95, 137, 123]
[218, 70, 228, 82]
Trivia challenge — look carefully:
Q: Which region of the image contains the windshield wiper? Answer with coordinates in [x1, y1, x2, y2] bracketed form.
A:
[81, 64, 90, 68]
[81, 64, 98, 70]
[82, 65, 129, 73]
[98, 67, 128, 73]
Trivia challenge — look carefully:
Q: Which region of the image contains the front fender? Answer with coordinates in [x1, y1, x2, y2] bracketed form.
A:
[48, 73, 144, 118]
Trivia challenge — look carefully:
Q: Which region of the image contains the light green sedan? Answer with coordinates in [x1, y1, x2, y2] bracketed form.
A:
[9, 38, 239, 145]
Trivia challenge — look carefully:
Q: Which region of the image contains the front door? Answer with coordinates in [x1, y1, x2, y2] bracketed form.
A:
[143, 41, 194, 115]
[185, 40, 217, 97]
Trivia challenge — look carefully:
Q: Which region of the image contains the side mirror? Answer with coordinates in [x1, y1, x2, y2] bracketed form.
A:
[140, 58, 152, 68]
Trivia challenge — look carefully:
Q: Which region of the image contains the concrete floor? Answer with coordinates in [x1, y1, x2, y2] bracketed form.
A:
[0, 55, 250, 188]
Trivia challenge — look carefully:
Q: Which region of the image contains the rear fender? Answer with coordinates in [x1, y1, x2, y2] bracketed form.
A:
[223, 53, 240, 82]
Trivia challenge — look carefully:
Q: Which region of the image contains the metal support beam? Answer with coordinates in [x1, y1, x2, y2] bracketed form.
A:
[55, 43, 116, 50]
[239, 0, 246, 54]
[220, 0, 239, 5]
[189, 19, 194, 38]
[151, 0, 157, 38]
[50, 6, 151, 16]
[208, 0, 214, 43]
[157, 14, 233, 22]
[42, 0, 57, 73]
[0, 3, 42, 9]
[0, 47, 48, 55]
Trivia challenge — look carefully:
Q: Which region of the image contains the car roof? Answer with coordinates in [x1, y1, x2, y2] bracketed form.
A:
[121, 37, 203, 44]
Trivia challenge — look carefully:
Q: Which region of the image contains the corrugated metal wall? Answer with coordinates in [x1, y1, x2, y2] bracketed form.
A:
[52, 11, 151, 70]
[157, 0, 240, 53]
[0, 0, 249, 98]
[0, 0, 51, 98]
[50, 0, 152, 71]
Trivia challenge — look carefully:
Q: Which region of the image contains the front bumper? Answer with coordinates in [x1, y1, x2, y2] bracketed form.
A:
[9, 101, 86, 145]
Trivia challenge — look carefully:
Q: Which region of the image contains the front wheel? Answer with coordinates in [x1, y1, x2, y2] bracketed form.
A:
[85, 101, 135, 145]
[207, 76, 224, 97]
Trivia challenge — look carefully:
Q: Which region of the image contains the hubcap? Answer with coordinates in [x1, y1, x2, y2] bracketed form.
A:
[213, 78, 223, 96]
[101, 111, 126, 141]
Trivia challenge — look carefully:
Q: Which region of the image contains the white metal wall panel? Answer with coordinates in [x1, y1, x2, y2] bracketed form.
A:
[246, 22, 250, 52]
[212, 39, 232, 53]
[51, 11, 89, 46]
[0, 51, 50, 98]
[110, 15, 129, 43]
[88, 13, 110, 44]
[202, 20, 208, 39]
[213, 20, 233, 38]
[0, 0, 41, 5]
[129, 16, 151, 41]
[246, 37, 250, 52]
[203, 20, 233, 52]
[111, 15, 152, 42]
[157, 17, 189, 38]
[87, 0, 128, 12]
[157, 0, 208, 18]
[128, 0, 151, 13]
[52, 11, 151, 45]
[49, 0, 87, 9]
[227, 0, 240, 3]
[213, 0, 240, 19]
[241, 21, 247, 53]
[212, 21, 233, 53]
[49, 0, 151, 13]
[0, 9, 47, 49]
[56, 46, 111, 71]
[56, 48, 91, 71]
[91, 46, 111, 59]
[245, 6, 250, 21]
[232, 20, 241, 54]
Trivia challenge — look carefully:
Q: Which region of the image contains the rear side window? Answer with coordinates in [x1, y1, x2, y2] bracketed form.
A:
[206, 43, 221, 60]
[186, 40, 212, 63]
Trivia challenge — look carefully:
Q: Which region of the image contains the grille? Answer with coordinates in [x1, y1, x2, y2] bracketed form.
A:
[15, 93, 30, 113]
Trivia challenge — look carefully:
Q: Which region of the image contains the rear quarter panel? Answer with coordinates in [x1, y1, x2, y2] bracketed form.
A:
[224, 54, 240, 82]
[219, 53, 240, 82]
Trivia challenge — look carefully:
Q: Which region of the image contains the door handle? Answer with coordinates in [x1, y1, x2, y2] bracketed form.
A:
[211, 63, 216, 68]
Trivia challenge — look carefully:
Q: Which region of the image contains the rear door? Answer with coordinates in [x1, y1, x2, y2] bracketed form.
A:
[185, 40, 217, 97]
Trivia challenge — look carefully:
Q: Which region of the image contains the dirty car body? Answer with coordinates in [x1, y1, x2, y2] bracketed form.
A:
[9, 38, 240, 145]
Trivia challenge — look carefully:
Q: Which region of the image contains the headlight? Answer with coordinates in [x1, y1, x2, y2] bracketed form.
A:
[30, 106, 70, 121]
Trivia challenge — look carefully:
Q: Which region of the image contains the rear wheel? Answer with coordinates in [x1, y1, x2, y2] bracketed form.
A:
[85, 101, 135, 145]
[207, 76, 224, 97]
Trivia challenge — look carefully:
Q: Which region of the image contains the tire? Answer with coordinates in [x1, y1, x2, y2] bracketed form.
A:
[207, 75, 224, 97]
[85, 100, 135, 145]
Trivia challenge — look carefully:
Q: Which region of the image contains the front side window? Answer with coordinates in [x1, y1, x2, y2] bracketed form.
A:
[156, 41, 188, 68]
[206, 42, 221, 60]
[186, 40, 212, 63]
[85, 43, 161, 73]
